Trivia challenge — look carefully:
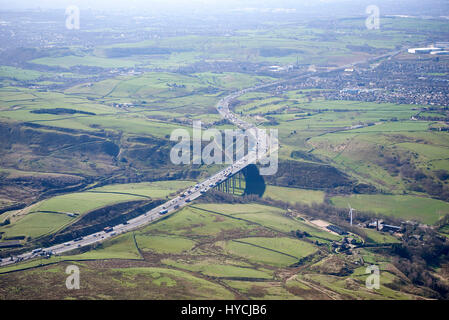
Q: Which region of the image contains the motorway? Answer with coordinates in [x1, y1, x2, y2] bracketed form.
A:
[0, 84, 275, 267]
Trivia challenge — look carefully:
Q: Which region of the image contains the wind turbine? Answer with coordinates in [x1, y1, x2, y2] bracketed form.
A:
[348, 203, 355, 226]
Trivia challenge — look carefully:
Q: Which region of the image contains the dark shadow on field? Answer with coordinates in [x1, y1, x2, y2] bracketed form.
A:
[243, 164, 266, 197]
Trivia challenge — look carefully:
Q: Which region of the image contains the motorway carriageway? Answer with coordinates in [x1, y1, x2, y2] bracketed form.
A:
[0, 86, 276, 267]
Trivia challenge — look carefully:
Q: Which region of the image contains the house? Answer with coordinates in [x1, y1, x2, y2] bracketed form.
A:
[382, 224, 402, 233]
[326, 225, 348, 235]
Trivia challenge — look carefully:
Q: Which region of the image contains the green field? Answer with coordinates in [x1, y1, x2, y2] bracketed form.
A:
[31, 55, 140, 69]
[363, 229, 401, 244]
[331, 194, 449, 225]
[163, 258, 273, 279]
[0, 66, 44, 81]
[0, 200, 425, 300]
[140, 205, 260, 237]
[135, 235, 196, 254]
[217, 239, 301, 267]
[74, 233, 142, 260]
[0, 212, 73, 239]
[0, 180, 195, 240]
[0, 232, 142, 273]
[217, 236, 318, 267]
[92, 180, 196, 198]
[263, 185, 325, 205]
[196, 203, 340, 241]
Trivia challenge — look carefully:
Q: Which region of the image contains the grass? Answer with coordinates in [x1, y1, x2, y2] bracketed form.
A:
[135, 235, 196, 254]
[72, 233, 141, 260]
[217, 239, 299, 267]
[300, 273, 414, 300]
[216, 236, 317, 268]
[224, 280, 302, 300]
[0, 212, 73, 239]
[163, 258, 273, 279]
[263, 185, 325, 205]
[331, 194, 449, 225]
[0, 66, 44, 81]
[31, 55, 140, 69]
[0, 180, 196, 240]
[104, 266, 235, 299]
[200, 203, 341, 241]
[363, 229, 401, 244]
[0, 233, 141, 273]
[142, 205, 259, 237]
[33, 192, 146, 215]
[0, 263, 235, 299]
[235, 237, 318, 260]
[91, 180, 196, 199]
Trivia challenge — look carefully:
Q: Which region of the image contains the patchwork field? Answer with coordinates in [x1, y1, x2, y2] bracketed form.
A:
[0, 201, 415, 299]
[0, 180, 195, 240]
[330, 194, 449, 225]
[263, 185, 325, 205]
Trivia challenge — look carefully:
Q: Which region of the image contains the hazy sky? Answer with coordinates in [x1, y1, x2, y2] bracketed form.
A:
[0, 0, 447, 17]
[0, 0, 371, 10]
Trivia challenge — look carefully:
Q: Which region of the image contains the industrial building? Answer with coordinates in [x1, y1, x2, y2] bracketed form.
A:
[431, 51, 449, 55]
[408, 47, 443, 54]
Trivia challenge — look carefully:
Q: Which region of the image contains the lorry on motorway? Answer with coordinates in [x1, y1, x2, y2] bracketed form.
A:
[32, 248, 43, 254]
[104, 226, 114, 233]
[74, 237, 83, 242]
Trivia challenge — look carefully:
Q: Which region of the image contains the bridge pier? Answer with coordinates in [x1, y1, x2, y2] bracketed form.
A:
[214, 168, 247, 196]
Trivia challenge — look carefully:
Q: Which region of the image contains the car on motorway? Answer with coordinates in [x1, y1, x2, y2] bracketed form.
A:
[159, 209, 168, 215]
